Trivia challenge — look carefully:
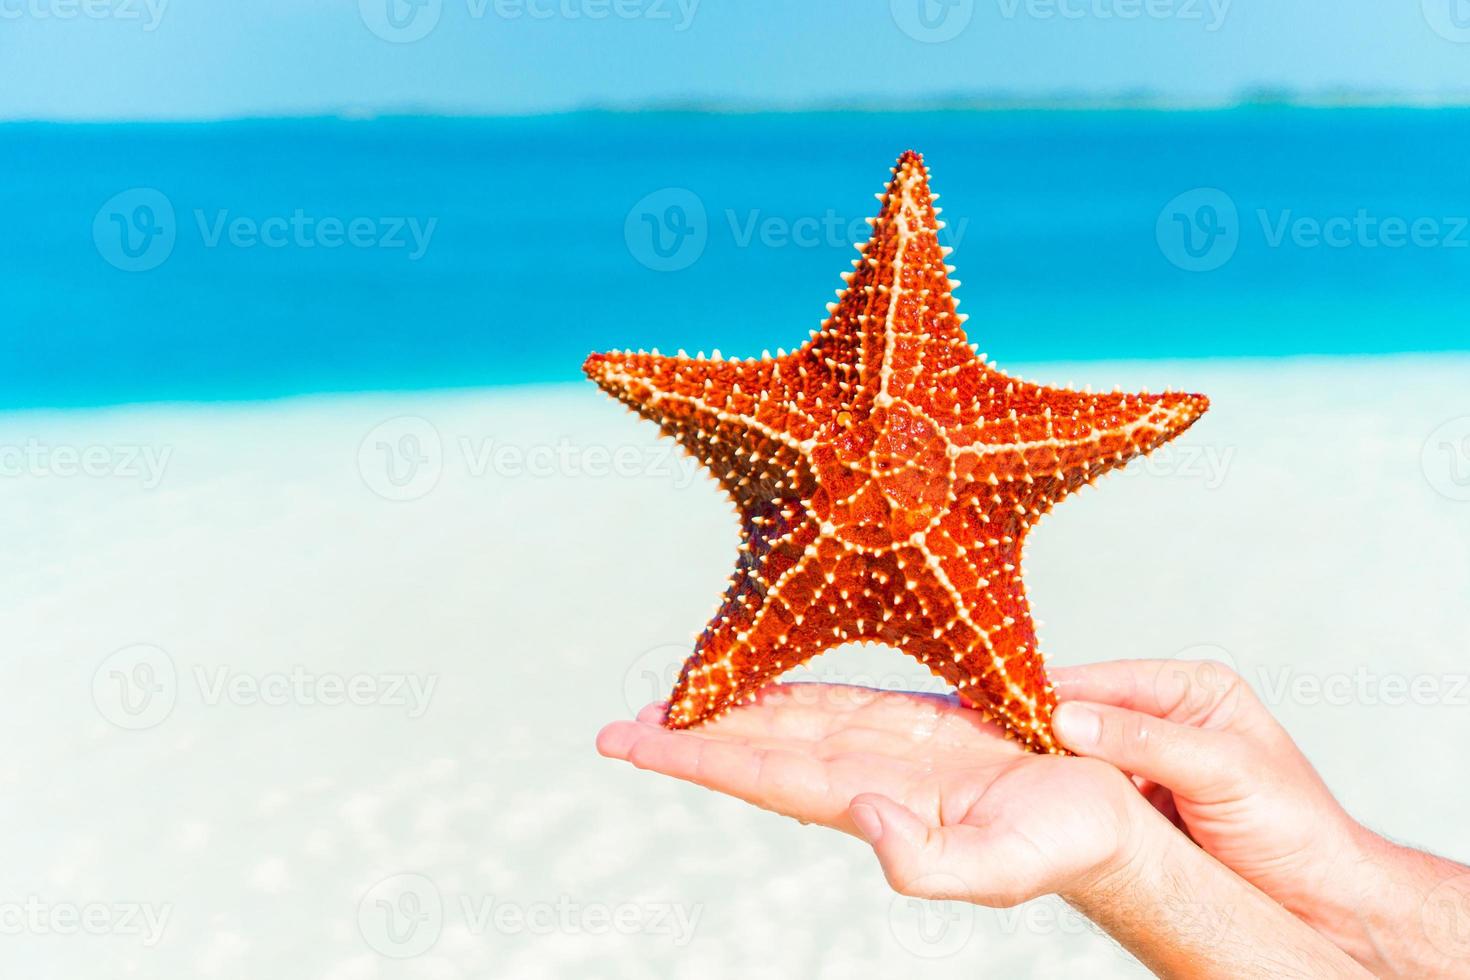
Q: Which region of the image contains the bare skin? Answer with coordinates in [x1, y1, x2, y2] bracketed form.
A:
[1051, 658, 1470, 978]
[597, 681, 1368, 978]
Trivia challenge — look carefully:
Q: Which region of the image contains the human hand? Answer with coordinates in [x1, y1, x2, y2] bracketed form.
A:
[597, 683, 1153, 909]
[597, 681, 1373, 978]
[1048, 659, 1403, 969]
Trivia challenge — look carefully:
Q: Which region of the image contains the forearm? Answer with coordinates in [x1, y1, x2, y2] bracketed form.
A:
[1297, 822, 1470, 978]
[1066, 813, 1371, 979]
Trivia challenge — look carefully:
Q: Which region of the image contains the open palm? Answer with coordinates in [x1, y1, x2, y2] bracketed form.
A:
[597, 683, 1147, 906]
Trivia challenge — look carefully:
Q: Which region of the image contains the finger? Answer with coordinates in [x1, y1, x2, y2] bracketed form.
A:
[634, 701, 669, 725]
[596, 720, 645, 760]
[598, 721, 853, 826]
[624, 710, 919, 761]
[1049, 659, 1249, 727]
[627, 693, 859, 746]
[610, 709, 990, 774]
[847, 793, 1033, 908]
[1051, 700, 1248, 800]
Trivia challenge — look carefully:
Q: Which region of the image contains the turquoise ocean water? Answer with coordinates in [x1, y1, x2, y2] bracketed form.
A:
[3, 109, 1467, 410]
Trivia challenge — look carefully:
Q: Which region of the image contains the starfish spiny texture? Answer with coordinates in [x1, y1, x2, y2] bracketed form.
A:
[585, 151, 1209, 754]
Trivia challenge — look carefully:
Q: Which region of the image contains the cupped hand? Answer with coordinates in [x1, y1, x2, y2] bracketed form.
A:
[1048, 659, 1364, 929]
[597, 683, 1159, 908]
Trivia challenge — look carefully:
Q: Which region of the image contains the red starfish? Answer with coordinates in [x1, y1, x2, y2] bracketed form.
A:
[585, 151, 1208, 754]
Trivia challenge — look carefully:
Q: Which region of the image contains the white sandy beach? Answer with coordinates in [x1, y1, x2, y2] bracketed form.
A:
[1, 353, 1467, 979]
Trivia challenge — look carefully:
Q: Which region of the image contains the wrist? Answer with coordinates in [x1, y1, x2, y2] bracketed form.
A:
[1266, 807, 1378, 929]
[1305, 822, 1470, 978]
[1288, 817, 1386, 933]
[1060, 786, 1171, 913]
[1062, 797, 1375, 979]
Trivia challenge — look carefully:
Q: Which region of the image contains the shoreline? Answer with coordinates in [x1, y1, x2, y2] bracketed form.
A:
[4, 349, 1467, 418]
[9, 99, 1470, 126]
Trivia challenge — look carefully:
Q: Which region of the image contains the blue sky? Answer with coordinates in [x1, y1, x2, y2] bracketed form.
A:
[4, 0, 1470, 120]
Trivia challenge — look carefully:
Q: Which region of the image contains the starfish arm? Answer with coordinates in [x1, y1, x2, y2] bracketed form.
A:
[880, 506, 1061, 755]
[807, 151, 970, 415]
[665, 505, 829, 728]
[942, 370, 1210, 519]
[583, 349, 822, 510]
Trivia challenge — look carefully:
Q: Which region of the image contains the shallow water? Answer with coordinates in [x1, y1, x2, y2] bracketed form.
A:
[4, 109, 1469, 409]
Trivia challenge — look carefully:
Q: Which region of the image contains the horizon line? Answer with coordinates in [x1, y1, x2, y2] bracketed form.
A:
[7, 88, 1470, 125]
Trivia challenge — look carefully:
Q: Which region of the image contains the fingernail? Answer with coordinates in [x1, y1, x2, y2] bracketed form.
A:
[1054, 703, 1101, 748]
[850, 803, 884, 844]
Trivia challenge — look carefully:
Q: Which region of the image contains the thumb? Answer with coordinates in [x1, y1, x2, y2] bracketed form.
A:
[847, 794, 1022, 905]
[1052, 700, 1247, 801]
